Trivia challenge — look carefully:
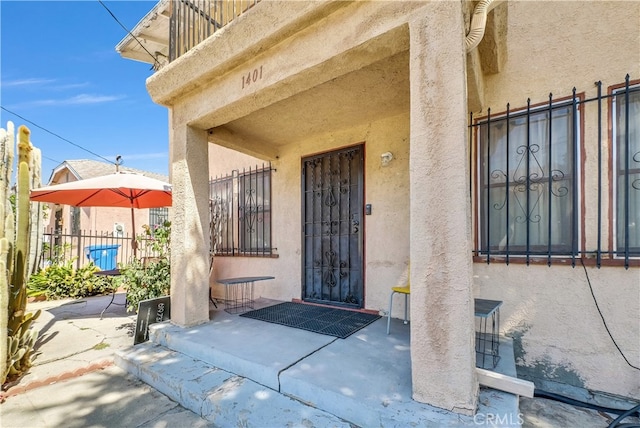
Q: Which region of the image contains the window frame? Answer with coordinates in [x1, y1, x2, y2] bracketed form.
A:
[609, 78, 640, 260]
[70, 206, 81, 235]
[149, 207, 169, 229]
[209, 164, 276, 257]
[473, 94, 584, 263]
[237, 167, 271, 254]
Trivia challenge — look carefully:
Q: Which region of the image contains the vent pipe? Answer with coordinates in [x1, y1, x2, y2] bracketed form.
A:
[465, 0, 505, 52]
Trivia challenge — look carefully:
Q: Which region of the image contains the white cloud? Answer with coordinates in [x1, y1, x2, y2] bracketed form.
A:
[2, 78, 56, 87]
[11, 93, 126, 108]
[65, 94, 125, 104]
[2, 78, 90, 91]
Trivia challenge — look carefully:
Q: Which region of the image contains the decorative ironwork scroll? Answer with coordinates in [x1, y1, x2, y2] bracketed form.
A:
[302, 146, 363, 307]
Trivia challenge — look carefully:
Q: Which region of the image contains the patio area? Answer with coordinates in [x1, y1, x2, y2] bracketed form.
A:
[116, 298, 520, 427]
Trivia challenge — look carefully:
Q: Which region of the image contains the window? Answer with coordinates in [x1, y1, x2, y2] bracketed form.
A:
[149, 207, 169, 228]
[477, 99, 579, 259]
[210, 164, 274, 256]
[70, 206, 81, 235]
[238, 169, 271, 253]
[210, 175, 234, 255]
[612, 82, 640, 258]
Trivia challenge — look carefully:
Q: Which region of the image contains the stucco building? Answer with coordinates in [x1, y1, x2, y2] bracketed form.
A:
[117, 0, 639, 414]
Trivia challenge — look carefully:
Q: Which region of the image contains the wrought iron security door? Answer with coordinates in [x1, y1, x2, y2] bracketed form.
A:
[302, 146, 364, 308]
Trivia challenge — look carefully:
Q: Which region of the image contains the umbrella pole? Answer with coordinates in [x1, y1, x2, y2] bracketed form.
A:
[130, 206, 137, 258]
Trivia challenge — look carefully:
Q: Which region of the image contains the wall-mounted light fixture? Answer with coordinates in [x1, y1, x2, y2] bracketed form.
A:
[381, 151, 394, 167]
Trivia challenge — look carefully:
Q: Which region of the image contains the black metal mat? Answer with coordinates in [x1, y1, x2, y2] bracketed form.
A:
[239, 302, 381, 339]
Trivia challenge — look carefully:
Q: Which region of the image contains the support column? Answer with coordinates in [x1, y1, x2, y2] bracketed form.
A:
[408, 3, 478, 415]
[169, 121, 210, 327]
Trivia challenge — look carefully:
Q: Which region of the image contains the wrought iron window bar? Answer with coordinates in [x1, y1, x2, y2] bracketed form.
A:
[470, 75, 639, 268]
[149, 207, 169, 228]
[209, 163, 275, 257]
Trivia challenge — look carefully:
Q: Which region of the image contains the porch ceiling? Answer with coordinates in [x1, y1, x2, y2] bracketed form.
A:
[209, 50, 409, 152]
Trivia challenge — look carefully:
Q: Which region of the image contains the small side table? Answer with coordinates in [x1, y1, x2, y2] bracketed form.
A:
[94, 269, 124, 319]
[474, 298, 503, 369]
[216, 276, 275, 314]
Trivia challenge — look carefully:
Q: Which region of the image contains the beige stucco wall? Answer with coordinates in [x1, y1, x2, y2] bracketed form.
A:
[475, 264, 639, 399]
[483, 1, 639, 106]
[144, 0, 639, 410]
[171, 0, 477, 412]
[210, 112, 411, 311]
[207, 0, 640, 403]
[46, 205, 153, 241]
[407, 2, 478, 412]
[208, 145, 266, 178]
[81, 207, 150, 236]
[473, 1, 640, 399]
[45, 204, 131, 233]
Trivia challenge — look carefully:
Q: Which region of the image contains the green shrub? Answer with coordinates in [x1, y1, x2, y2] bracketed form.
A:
[120, 221, 171, 313]
[40, 242, 71, 266]
[27, 259, 116, 300]
[120, 257, 170, 312]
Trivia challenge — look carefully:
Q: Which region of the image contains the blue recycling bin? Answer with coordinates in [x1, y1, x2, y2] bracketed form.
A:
[85, 244, 120, 271]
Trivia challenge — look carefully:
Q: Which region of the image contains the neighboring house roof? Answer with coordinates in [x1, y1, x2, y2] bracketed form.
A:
[48, 159, 169, 185]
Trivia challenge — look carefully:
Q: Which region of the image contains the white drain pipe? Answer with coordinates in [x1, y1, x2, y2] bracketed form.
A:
[465, 0, 506, 52]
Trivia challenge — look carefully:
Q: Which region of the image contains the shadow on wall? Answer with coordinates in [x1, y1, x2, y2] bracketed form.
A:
[506, 321, 586, 392]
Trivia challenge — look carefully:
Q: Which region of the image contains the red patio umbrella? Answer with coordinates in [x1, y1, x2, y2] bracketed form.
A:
[30, 172, 172, 257]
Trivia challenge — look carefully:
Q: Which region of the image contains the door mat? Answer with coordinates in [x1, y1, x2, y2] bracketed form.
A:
[239, 302, 381, 339]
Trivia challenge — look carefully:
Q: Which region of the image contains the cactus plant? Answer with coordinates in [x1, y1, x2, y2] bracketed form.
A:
[28, 147, 43, 276]
[1, 123, 42, 386]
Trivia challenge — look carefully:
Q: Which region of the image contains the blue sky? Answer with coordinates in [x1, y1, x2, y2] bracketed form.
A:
[0, 0, 168, 181]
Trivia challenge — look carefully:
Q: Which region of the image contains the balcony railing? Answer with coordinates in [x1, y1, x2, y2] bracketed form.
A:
[170, 0, 261, 62]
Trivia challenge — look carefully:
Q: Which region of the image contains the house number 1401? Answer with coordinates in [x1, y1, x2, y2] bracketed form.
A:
[242, 66, 263, 89]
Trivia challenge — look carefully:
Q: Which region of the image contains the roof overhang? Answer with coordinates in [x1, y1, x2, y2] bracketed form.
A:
[115, 0, 171, 69]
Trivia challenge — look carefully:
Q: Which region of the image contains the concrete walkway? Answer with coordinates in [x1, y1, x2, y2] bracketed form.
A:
[1, 294, 629, 427]
[1, 294, 212, 427]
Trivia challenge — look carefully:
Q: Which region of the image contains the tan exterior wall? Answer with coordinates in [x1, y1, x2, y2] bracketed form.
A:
[46, 205, 150, 235]
[473, 1, 640, 399]
[483, 1, 639, 106]
[180, 1, 478, 411]
[474, 263, 639, 399]
[209, 113, 411, 312]
[209, 145, 265, 178]
[143, 0, 639, 410]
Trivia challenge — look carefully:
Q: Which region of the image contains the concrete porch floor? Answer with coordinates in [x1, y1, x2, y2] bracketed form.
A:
[116, 298, 521, 427]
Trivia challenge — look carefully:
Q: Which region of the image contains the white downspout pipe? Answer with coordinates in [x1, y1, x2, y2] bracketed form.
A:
[465, 0, 505, 52]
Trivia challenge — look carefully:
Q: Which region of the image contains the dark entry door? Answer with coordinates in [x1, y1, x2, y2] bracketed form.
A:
[302, 145, 364, 308]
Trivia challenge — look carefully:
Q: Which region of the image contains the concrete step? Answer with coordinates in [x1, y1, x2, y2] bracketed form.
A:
[144, 317, 478, 427]
[116, 310, 522, 427]
[115, 342, 352, 427]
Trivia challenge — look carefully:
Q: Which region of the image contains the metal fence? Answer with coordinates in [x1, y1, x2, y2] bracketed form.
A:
[39, 228, 161, 271]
